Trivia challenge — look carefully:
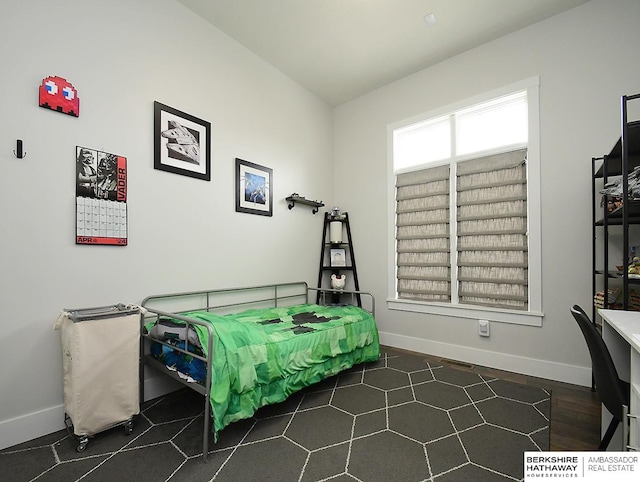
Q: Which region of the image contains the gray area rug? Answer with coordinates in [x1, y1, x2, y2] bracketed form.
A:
[1, 348, 550, 481]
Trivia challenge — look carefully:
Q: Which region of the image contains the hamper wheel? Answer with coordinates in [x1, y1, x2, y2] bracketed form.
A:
[124, 421, 134, 435]
[76, 437, 88, 452]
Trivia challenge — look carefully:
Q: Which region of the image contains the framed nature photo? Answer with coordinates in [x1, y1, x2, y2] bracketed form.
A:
[154, 101, 211, 181]
[235, 158, 273, 216]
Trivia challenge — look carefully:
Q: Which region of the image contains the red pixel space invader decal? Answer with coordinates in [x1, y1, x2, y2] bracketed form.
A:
[39, 76, 79, 117]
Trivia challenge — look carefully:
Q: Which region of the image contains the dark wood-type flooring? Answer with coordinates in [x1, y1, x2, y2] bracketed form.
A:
[413, 349, 602, 451]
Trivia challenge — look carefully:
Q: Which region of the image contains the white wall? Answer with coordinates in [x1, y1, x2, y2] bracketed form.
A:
[0, 0, 333, 449]
[4, 0, 639, 451]
[333, 0, 640, 385]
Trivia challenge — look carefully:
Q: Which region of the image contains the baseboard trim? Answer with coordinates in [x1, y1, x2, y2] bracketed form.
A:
[0, 374, 183, 451]
[142, 372, 185, 401]
[0, 404, 66, 451]
[379, 331, 592, 387]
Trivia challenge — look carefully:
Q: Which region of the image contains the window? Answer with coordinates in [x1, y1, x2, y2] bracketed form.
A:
[388, 78, 542, 326]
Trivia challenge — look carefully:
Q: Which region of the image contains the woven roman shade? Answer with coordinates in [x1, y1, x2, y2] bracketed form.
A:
[457, 149, 528, 310]
[396, 165, 451, 301]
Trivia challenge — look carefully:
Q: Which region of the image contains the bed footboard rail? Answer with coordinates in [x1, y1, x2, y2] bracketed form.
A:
[140, 308, 215, 459]
[309, 287, 375, 317]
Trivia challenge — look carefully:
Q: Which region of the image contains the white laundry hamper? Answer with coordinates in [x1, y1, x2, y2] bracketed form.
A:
[55, 304, 141, 452]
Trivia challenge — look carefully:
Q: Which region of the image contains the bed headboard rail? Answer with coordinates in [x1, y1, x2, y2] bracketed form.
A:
[141, 281, 311, 314]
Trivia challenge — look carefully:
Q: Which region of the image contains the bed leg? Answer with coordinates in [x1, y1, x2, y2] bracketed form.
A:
[139, 322, 145, 406]
[203, 350, 213, 460]
[202, 394, 210, 460]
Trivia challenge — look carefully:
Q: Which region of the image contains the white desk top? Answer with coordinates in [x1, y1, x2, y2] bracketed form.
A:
[598, 309, 640, 353]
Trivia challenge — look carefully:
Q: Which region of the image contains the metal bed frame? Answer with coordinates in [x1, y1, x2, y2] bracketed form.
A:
[139, 281, 375, 460]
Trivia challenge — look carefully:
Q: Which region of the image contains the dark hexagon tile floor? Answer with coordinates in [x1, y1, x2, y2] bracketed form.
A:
[0, 348, 550, 482]
[331, 383, 386, 414]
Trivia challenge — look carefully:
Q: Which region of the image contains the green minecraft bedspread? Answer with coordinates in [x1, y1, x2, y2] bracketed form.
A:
[181, 303, 380, 440]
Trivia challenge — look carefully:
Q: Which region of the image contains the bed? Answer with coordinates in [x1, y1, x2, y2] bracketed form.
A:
[140, 281, 380, 459]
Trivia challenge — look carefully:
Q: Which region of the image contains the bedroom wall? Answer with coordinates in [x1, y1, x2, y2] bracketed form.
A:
[0, 0, 333, 449]
[333, 0, 640, 385]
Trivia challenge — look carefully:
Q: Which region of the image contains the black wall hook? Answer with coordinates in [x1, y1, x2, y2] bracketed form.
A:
[13, 139, 26, 159]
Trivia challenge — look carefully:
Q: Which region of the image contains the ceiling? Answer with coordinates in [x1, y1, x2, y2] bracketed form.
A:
[177, 0, 591, 106]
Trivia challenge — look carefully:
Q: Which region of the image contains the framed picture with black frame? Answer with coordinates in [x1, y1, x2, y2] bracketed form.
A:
[154, 101, 211, 181]
[235, 158, 273, 216]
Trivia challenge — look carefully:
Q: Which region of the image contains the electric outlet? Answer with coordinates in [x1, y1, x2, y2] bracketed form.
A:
[478, 319, 490, 337]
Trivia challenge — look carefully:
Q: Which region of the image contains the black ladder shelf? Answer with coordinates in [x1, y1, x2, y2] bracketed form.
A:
[316, 211, 361, 306]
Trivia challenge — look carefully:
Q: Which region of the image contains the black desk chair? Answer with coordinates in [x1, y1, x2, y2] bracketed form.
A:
[571, 305, 630, 450]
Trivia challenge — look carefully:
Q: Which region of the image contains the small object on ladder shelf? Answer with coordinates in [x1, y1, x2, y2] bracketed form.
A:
[285, 193, 325, 214]
[331, 274, 346, 290]
[329, 206, 344, 243]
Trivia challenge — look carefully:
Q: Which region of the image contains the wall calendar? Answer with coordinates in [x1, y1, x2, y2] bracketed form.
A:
[75, 146, 128, 246]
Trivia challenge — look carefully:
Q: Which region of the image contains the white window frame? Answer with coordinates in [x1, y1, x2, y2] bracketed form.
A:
[386, 77, 543, 326]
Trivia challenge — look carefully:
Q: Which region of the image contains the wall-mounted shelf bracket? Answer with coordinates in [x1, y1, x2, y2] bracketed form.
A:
[286, 194, 324, 214]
